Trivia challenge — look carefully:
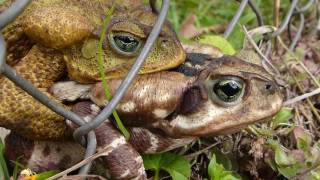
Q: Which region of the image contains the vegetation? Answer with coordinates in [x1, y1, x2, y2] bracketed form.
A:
[159, 0, 320, 179]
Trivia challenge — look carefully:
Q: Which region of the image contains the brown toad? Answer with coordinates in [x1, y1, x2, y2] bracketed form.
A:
[0, 0, 185, 139]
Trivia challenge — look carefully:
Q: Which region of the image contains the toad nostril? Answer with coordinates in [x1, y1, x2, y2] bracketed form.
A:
[162, 39, 169, 43]
[265, 82, 277, 94]
[265, 84, 272, 90]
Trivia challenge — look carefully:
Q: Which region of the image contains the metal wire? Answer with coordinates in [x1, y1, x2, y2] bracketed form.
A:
[0, 0, 95, 174]
[289, 13, 305, 51]
[224, 0, 265, 39]
[288, 0, 314, 50]
[224, 0, 249, 38]
[296, 0, 315, 13]
[78, 131, 97, 175]
[248, 0, 263, 26]
[0, 0, 30, 29]
[2, 61, 96, 173]
[2, 65, 82, 126]
[272, 0, 299, 36]
[0, 35, 5, 71]
[73, 0, 171, 143]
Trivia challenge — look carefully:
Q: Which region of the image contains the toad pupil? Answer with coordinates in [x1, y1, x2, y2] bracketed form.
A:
[114, 35, 139, 52]
[213, 80, 242, 100]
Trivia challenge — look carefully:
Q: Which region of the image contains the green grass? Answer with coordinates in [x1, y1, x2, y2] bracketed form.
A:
[0, 139, 9, 180]
[163, 0, 305, 50]
[97, 5, 130, 140]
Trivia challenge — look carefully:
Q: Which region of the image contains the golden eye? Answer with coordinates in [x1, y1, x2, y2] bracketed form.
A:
[109, 32, 142, 56]
[207, 76, 245, 106]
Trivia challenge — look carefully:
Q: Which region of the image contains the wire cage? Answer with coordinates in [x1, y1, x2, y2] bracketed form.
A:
[0, 0, 315, 176]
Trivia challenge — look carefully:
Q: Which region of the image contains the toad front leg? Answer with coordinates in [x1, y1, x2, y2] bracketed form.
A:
[0, 45, 71, 140]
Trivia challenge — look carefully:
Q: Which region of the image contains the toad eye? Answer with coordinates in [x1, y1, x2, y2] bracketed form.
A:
[109, 32, 142, 56]
[208, 76, 245, 106]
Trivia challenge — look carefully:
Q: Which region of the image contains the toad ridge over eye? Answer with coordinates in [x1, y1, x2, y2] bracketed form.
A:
[109, 33, 142, 56]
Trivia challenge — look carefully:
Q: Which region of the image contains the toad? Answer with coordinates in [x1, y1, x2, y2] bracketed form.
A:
[0, 0, 185, 140]
[5, 52, 283, 179]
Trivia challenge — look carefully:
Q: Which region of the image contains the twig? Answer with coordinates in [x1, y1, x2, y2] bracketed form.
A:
[284, 88, 320, 105]
[277, 37, 320, 122]
[47, 147, 113, 180]
[274, 0, 280, 50]
[59, 175, 108, 180]
[185, 142, 220, 160]
[242, 25, 280, 75]
[278, 37, 320, 88]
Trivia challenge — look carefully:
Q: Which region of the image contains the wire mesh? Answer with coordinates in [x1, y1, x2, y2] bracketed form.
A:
[0, 0, 315, 176]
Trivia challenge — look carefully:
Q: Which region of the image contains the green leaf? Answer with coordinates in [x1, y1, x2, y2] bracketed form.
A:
[272, 107, 293, 129]
[249, 125, 274, 137]
[208, 153, 240, 180]
[12, 157, 25, 180]
[0, 139, 9, 180]
[267, 139, 303, 178]
[292, 127, 312, 152]
[143, 153, 162, 170]
[169, 171, 188, 180]
[143, 153, 191, 180]
[212, 148, 232, 171]
[277, 163, 302, 179]
[267, 139, 295, 166]
[33, 171, 59, 180]
[297, 138, 310, 152]
[199, 35, 236, 55]
[227, 12, 256, 50]
[311, 171, 320, 180]
[274, 145, 294, 166]
[265, 156, 278, 172]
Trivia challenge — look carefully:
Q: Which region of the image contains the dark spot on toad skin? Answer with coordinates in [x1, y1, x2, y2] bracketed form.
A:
[185, 53, 211, 65]
[39, 162, 59, 172]
[128, 128, 152, 153]
[42, 145, 51, 157]
[57, 155, 72, 169]
[56, 147, 61, 152]
[175, 85, 207, 115]
[174, 53, 212, 76]
[4, 132, 34, 166]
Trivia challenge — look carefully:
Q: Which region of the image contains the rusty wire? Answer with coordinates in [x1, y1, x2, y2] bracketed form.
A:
[0, 0, 316, 176]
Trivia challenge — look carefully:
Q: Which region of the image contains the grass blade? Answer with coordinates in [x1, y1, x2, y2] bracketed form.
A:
[97, 5, 130, 140]
[0, 139, 9, 180]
